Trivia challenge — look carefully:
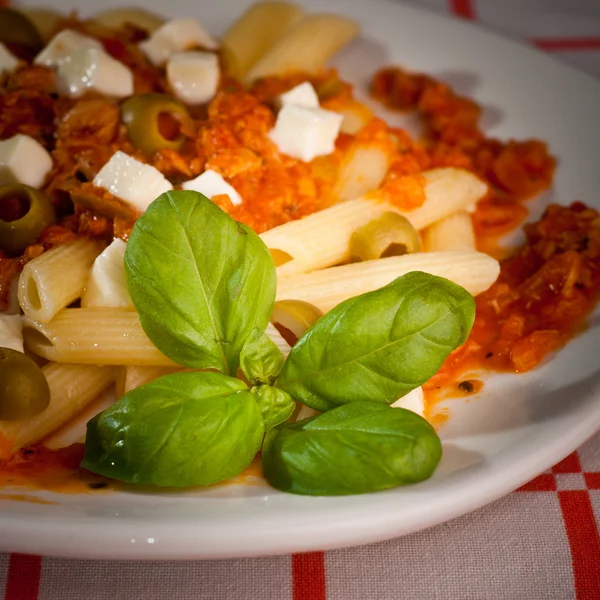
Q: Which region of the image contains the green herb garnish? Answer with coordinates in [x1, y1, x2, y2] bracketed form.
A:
[82, 191, 475, 495]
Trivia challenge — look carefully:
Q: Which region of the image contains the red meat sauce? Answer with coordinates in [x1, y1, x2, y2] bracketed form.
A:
[370, 66, 599, 419]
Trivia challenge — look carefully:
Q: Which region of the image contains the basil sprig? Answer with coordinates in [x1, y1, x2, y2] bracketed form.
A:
[240, 328, 285, 386]
[124, 191, 276, 375]
[262, 402, 442, 495]
[82, 372, 263, 487]
[82, 191, 476, 494]
[276, 272, 475, 411]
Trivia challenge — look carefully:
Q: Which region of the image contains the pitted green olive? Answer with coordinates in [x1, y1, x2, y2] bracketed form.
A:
[121, 93, 191, 157]
[0, 347, 50, 421]
[0, 185, 56, 255]
[350, 212, 422, 262]
[0, 8, 44, 56]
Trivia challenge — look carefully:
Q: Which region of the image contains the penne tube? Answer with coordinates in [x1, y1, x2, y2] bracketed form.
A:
[22, 308, 178, 367]
[260, 168, 487, 277]
[43, 386, 117, 450]
[0, 363, 115, 459]
[332, 142, 390, 203]
[337, 100, 374, 135]
[115, 365, 183, 398]
[276, 250, 499, 313]
[222, 1, 304, 79]
[293, 403, 319, 422]
[423, 211, 476, 252]
[266, 322, 292, 358]
[92, 7, 165, 33]
[245, 14, 359, 83]
[18, 239, 104, 324]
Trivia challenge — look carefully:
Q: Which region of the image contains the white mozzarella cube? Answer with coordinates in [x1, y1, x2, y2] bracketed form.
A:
[82, 239, 133, 309]
[269, 105, 343, 162]
[276, 82, 320, 110]
[391, 386, 426, 419]
[34, 29, 103, 68]
[0, 315, 24, 353]
[139, 18, 218, 67]
[0, 42, 19, 76]
[56, 47, 134, 99]
[93, 151, 173, 212]
[181, 170, 242, 206]
[0, 134, 52, 188]
[167, 51, 220, 105]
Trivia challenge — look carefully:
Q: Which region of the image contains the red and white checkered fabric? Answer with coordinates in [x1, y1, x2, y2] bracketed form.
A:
[1, 0, 600, 598]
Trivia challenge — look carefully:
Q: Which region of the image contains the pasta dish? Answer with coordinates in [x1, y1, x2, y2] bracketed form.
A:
[0, 2, 598, 496]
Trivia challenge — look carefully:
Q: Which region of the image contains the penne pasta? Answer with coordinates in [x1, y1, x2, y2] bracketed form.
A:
[332, 142, 390, 203]
[266, 322, 292, 358]
[0, 363, 115, 459]
[423, 211, 476, 252]
[222, 1, 304, 79]
[22, 308, 178, 367]
[294, 404, 319, 422]
[18, 239, 104, 324]
[260, 168, 487, 277]
[92, 7, 165, 33]
[245, 14, 359, 83]
[115, 365, 183, 398]
[43, 387, 117, 450]
[276, 250, 499, 313]
[337, 100, 374, 135]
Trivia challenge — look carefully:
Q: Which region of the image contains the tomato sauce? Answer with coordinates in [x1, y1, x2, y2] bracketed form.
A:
[0, 444, 111, 495]
[371, 66, 556, 248]
[371, 66, 600, 415]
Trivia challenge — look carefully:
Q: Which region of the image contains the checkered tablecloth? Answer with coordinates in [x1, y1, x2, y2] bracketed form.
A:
[1, 0, 600, 598]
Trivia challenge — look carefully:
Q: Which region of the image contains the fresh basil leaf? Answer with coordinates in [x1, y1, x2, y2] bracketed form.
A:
[81, 371, 263, 487]
[250, 385, 295, 431]
[277, 272, 475, 411]
[125, 191, 276, 375]
[262, 402, 442, 495]
[240, 327, 285, 385]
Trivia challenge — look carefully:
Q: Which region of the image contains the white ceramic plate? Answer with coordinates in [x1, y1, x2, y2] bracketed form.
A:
[2, 0, 600, 560]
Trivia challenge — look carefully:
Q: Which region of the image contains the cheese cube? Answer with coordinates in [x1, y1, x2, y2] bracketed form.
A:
[56, 47, 134, 99]
[139, 18, 218, 67]
[276, 82, 320, 110]
[391, 386, 426, 419]
[269, 105, 343, 162]
[167, 51, 220, 105]
[0, 315, 24, 353]
[93, 151, 173, 212]
[0, 134, 52, 188]
[82, 239, 133, 309]
[181, 170, 242, 206]
[34, 29, 103, 68]
[0, 42, 19, 76]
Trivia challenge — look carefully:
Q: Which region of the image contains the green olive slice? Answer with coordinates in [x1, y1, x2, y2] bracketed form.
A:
[349, 212, 422, 262]
[121, 93, 191, 157]
[0, 185, 56, 255]
[0, 347, 50, 421]
[0, 8, 44, 56]
[271, 300, 323, 340]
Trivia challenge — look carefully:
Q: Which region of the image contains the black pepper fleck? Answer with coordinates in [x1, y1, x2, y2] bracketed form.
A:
[458, 380, 475, 393]
[88, 482, 108, 490]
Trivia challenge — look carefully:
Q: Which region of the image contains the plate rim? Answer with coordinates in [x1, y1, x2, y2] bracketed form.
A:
[2, 0, 600, 560]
